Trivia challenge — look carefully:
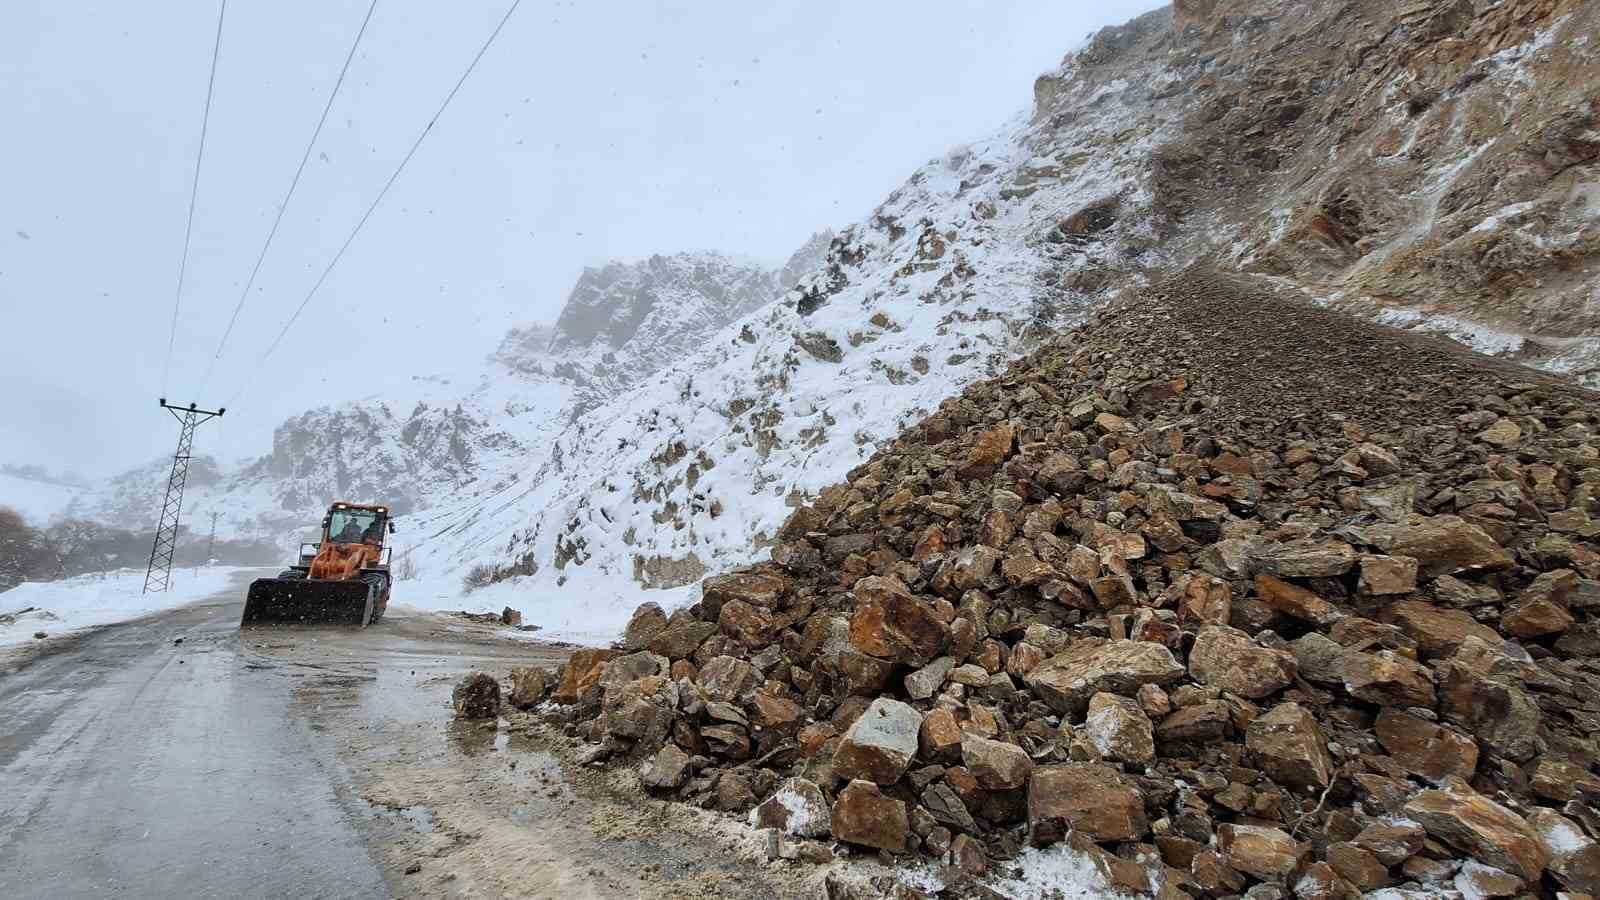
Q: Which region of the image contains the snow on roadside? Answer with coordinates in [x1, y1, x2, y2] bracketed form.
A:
[392, 567, 695, 647]
[0, 567, 257, 649]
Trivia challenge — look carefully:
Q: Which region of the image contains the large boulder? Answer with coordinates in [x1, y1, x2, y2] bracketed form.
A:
[1027, 763, 1148, 844]
[848, 576, 949, 665]
[1083, 692, 1155, 765]
[1355, 516, 1514, 578]
[1378, 601, 1501, 659]
[551, 648, 621, 705]
[1245, 702, 1334, 790]
[1404, 778, 1548, 882]
[833, 697, 922, 784]
[1188, 626, 1297, 699]
[831, 780, 909, 852]
[1528, 808, 1600, 894]
[506, 666, 552, 710]
[1024, 640, 1186, 714]
[1217, 824, 1305, 882]
[960, 734, 1035, 789]
[452, 672, 502, 719]
[1373, 708, 1478, 781]
[752, 777, 831, 838]
[700, 571, 790, 618]
[619, 602, 668, 651]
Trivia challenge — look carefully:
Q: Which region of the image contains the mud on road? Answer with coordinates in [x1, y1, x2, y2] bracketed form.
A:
[255, 611, 813, 899]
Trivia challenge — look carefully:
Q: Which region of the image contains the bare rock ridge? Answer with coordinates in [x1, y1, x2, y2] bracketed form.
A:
[548, 268, 1600, 895]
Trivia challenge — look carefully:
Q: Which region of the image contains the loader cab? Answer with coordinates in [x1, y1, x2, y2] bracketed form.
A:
[323, 503, 393, 548]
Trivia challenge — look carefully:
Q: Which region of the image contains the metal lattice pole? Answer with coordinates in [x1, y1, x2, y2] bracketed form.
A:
[144, 400, 224, 594]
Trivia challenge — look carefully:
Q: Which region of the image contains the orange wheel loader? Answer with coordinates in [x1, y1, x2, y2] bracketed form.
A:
[241, 501, 395, 627]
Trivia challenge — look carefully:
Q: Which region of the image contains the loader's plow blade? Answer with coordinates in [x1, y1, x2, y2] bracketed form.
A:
[241, 578, 374, 627]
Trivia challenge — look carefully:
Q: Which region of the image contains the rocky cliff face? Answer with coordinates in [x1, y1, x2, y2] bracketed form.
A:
[501, 245, 828, 404]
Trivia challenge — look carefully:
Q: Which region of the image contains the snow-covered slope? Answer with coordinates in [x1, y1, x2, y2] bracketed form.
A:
[396, 10, 1185, 632]
[0, 472, 85, 525]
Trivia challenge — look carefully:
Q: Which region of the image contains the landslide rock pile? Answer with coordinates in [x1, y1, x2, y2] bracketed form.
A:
[551, 270, 1600, 897]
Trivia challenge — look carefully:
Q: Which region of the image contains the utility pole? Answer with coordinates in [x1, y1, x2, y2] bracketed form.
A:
[144, 399, 224, 594]
[204, 511, 220, 570]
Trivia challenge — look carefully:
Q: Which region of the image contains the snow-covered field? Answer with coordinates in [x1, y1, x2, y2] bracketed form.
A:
[0, 566, 259, 650]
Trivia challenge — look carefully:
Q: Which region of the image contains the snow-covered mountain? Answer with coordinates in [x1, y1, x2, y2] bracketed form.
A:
[64, 1, 1600, 640]
[75, 242, 831, 554]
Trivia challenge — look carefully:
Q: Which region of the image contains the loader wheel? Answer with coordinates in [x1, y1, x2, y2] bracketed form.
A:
[362, 572, 389, 624]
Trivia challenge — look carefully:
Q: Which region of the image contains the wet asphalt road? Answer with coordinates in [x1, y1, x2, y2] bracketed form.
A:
[0, 572, 564, 899]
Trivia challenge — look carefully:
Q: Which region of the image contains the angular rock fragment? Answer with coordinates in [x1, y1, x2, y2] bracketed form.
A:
[1028, 763, 1147, 844]
[1404, 778, 1548, 881]
[831, 780, 909, 852]
[833, 697, 921, 784]
[1023, 640, 1186, 713]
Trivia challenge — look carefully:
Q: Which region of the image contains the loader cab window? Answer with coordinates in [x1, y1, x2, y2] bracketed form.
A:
[329, 509, 381, 544]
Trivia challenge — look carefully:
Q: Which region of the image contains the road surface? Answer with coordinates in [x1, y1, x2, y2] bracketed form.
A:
[0, 572, 565, 898]
[0, 573, 809, 899]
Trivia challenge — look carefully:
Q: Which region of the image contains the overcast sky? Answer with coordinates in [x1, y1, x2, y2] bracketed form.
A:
[0, 0, 1162, 481]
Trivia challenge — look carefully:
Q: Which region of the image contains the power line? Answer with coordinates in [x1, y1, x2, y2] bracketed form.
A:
[199, 0, 380, 392]
[231, 0, 525, 406]
[161, 0, 229, 397]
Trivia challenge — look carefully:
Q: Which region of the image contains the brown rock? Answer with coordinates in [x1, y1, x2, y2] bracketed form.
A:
[1529, 808, 1600, 894]
[848, 576, 949, 665]
[753, 777, 831, 838]
[1246, 702, 1335, 790]
[1435, 656, 1540, 762]
[1177, 573, 1232, 626]
[1379, 600, 1501, 658]
[640, 742, 692, 789]
[1028, 763, 1148, 844]
[1339, 650, 1436, 708]
[601, 675, 678, 745]
[1255, 574, 1344, 626]
[1326, 842, 1390, 891]
[697, 655, 761, 702]
[701, 571, 789, 617]
[551, 648, 621, 705]
[718, 599, 779, 648]
[1356, 516, 1514, 578]
[647, 620, 718, 659]
[1502, 595, 1575, 639]
[1359, 555, 1419, 596]
[919, 707, 964, 762]
[1217, 823, 1305, 882]
[960, 421, 1015, 479]
[1530, 759, 1600, 803]
[619, 602, 668, 650]
[1189, 625, 1297, 699]
[1250, 540, 1358, 578]
[831, 780, 909, 852]
[1351, 821, 1426, 866]
[1374, 708, 1478, 781]
[1157, 701, 1232, 742]
[1024, 640, 1186, 714]
[1083, 692, 1155, 765]
[833, 697, 921, 784]
[961, 734, 1034, 789]
[1404, 777, 1548, 881]
[506, 666, 552, 709]
[950, 833, 987, 876]
[452, 672, 502, 719]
